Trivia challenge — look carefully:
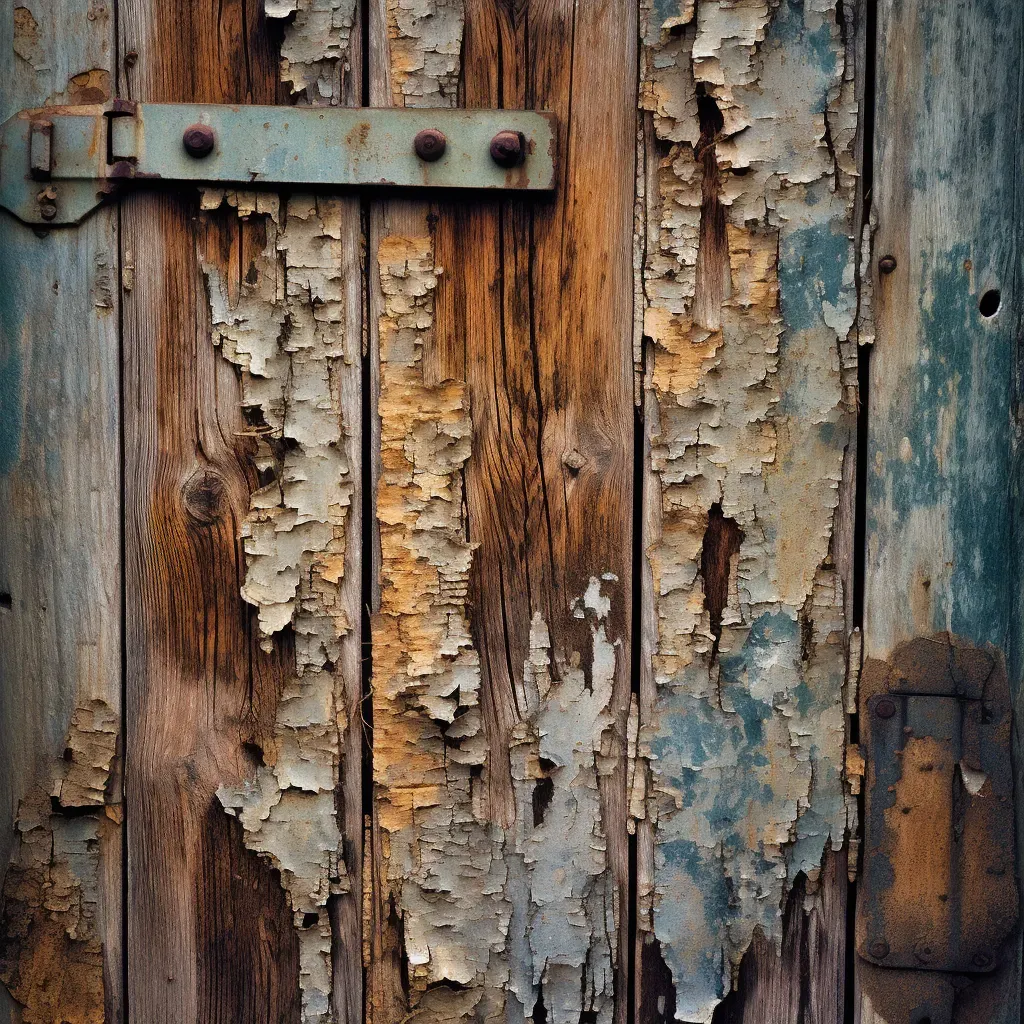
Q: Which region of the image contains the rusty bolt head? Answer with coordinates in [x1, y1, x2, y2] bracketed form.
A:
[182, 123, 216, 158]
[490, 130, 524, 168]
[878, 255, 897, 275]
[868, 940, 889, 960]
[39, 202, 57, 221]
[875, 697, 896, 719]
[414, 128, 447, 162]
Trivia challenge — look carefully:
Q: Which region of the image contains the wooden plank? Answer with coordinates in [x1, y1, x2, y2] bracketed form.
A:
[859, 1, 1024, 1021]
[0, 3, 122, 1022]
[368, 1, 636, 1022]
[120, 2, 364, 1020]
[635, 1, 862, 1020]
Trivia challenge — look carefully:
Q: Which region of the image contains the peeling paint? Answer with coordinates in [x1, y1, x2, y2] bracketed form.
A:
[385, 0, 463, 108]
[265, 0, 359, 102]
[204, 190, 355, 1024]
[13, 7, 45, 70]
[1, 699, 119, 1024]
[372, 232, 509, 1016]
[372, 229, 623, 1024]
[637, 0, 859, 1018]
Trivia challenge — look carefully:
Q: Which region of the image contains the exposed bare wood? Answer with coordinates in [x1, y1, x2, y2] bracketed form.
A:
[119, 4, 309, 1021]
[1, 2, 121, 1021]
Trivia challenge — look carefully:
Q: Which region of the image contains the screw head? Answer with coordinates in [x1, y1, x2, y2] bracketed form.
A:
[490, 130, 523, 168]
[182, 123, 216, 158]
[39, 202, 57, 221]
[875, 697, 896, 719]
[972, 950, 993, 969]
[878, 254, 897, 275]
[414, 128, 447, 162]
[868, 940, 890, 960]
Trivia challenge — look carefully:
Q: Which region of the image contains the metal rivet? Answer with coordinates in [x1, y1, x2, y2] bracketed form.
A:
[182, 123, 216, 158]
[490, 130, 523, 168]
[875, 697, 896, 719]
[414, 128, 447, 162]
[878, 255, 897, 275]
[869, 940, 889, 959]
[914, 938, 935, 964]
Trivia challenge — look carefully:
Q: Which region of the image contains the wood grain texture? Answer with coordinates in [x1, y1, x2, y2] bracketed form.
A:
[635, 0, 862, 1019]
[368, 2, 636, 1023]
[1, 2, 122, 1021]
[119, 3, 308, 1021]
[860, 1, 1024, 1021]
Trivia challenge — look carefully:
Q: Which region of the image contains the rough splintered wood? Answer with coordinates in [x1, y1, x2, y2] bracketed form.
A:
[636, 0, 860, 1019]
[859, 0, 1024, 1021]
[369, 2, 636, 1023]
[0, 2, 121, 1022]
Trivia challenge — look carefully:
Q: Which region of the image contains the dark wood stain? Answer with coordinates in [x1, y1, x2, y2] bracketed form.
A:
[119, 2, 300, 1019]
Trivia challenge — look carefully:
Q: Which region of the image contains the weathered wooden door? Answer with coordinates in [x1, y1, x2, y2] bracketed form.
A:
[2, 1, 1021, 1023]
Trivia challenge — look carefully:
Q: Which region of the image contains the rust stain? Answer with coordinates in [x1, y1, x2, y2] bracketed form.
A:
[67, 69, 111, 104]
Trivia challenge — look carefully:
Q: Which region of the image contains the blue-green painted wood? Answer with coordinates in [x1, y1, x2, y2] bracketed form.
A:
[863, 1, 1024, 1021]
[0, 2, 122, 1021]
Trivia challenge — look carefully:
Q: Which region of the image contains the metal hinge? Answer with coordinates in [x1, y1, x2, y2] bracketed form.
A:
[0, 101, 557, 226]
[857, 634, 1018, 975]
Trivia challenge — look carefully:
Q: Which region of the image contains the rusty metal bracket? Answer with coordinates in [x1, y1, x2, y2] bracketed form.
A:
[857, 634, 1018, 976]
[0, 102, 558, 226]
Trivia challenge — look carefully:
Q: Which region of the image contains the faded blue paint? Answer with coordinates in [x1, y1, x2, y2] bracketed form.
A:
[870, 246, 1011, 647]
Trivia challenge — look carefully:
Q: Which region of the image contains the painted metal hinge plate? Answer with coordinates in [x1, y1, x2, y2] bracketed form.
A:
[0, 102, 558, 226]
[857, 634, 1018, 974]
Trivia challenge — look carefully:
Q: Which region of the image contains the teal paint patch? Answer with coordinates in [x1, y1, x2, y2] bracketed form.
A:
[870, 244, 1012, 646]
[779, 221, 851, 334]
[0, 338, 23, 476]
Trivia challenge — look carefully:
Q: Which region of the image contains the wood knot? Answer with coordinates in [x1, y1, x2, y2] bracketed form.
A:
[182, 469, 227, 525]
[562, 448, 586, 474]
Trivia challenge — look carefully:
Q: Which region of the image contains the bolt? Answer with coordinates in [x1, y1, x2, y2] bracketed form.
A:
[878, 254, 897, 275]
[868, 940, 889, 960]
[182, 123, 216, 158]
[414, 128, 447, 162]
[36, 186, 57, 221]
[490, 130, 523, 168]
[972, 950, 993, 969]
[875, 697, 896, 719]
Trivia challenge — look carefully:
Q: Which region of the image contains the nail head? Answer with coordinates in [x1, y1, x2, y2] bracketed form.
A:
[182, 123, 216, 158]
[414, 128, 447, 162]
[490, 130, 523, 168]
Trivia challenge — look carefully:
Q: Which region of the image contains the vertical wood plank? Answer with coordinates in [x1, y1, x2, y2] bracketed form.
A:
[119, 1, 367, 1020]
[859, 1, 1023, 1022]
[368, 1, 637, 1023]
[0, 3, 122, 1022]
[636, 0, 862, 1020]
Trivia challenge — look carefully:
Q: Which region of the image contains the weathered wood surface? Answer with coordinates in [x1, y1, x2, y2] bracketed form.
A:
[120, 2, 363, 1021]
[0, 3, 122, 1022]
[635, 1, 862, 1020]
[368, 2, 636, 1024]
[858, 1, 1024, 1022]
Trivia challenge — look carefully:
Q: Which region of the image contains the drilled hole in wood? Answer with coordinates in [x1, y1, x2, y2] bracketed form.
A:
[979, 289, 1001, 317]
[0, 592, 10, 610]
